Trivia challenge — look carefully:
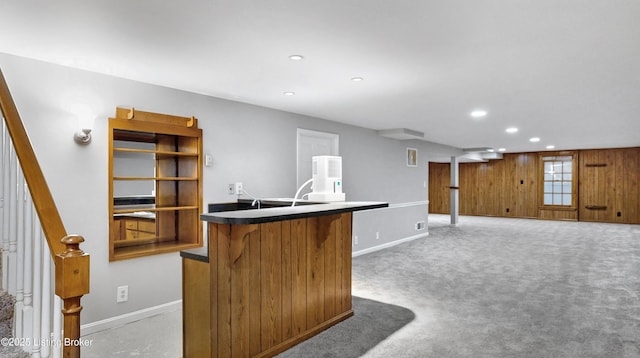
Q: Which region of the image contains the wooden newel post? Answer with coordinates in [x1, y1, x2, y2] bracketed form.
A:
[54, 234, 91, 358]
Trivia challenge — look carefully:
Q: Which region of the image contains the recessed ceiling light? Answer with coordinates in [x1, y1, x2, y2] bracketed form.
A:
[351, 77, 364, 82]
[283, 91, 295, 96]
[506, 127, 518, 133]
[546, 145, 555, 149]
[487, 148, 495, 152]
[470, 110, 488, 118]
[530, 137, 541, 142]
[498, 148, 506, 152]
[288, 55, 304, 61]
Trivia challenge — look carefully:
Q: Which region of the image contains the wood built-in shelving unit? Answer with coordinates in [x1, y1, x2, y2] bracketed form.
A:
[109, 107, 203, 261]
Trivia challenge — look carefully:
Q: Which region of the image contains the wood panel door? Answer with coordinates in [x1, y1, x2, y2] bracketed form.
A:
[621, 148, 640, 224]
[579, 149, 618, 222]
[428, 162, 450, 214]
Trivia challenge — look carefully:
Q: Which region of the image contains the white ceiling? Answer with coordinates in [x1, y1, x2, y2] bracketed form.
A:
[1, 0, 639, 153]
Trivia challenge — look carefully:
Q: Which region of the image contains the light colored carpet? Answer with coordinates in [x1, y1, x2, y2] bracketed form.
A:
[277, 296, 415, 357]
[80, 215, 640, 357]
[349, 214, 640, 357]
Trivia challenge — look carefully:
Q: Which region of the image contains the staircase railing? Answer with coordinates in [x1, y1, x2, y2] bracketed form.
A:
[0, 68, 90, 357]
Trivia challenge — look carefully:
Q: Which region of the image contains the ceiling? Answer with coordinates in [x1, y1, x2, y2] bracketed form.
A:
[1, 0, 639, 153]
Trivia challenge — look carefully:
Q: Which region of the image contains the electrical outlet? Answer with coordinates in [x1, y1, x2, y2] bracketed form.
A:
[353, 235, 358, 246]
[228, 184, 235, 195]
[415, 221, 426, 230]
[376, 231, 380, 240]
[116, 285, 128, 303]
[235, 182, 243, 195]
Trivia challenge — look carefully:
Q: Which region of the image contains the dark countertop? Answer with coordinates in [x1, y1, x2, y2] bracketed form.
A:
[200, 201, 388, 225]
[180, 247, 209, 262]
[182, 200, 388, 262]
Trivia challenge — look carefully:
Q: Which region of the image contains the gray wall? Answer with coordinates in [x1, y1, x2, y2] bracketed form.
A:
[0, 53, 461, 327]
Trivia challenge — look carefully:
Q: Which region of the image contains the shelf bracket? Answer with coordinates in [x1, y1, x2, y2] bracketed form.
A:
[126, 107, 135, 120]
[230, 224, 258, 263]
[317, 214, 341, 247]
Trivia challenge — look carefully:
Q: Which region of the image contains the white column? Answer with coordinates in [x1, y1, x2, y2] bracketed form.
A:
[40, 244, 52, 358]
[14, 168, 25, 338]
[450, 156, 459, 225]
[52, 295, 62, 358]
[31, 217, 43, 358]
[7, 144, 17, 294]
[1, 123, 8, 291]
[22, 187, 34, 352]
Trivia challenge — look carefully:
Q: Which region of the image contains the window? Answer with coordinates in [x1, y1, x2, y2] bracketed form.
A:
[541, 154, 575, 207]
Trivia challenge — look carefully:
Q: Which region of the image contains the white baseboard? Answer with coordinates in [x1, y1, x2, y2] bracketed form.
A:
[352, 232, 429, 257]
[80, 300, 182, 337]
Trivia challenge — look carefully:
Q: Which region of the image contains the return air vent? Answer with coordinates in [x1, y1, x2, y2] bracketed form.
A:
[377, 128, 424, 140]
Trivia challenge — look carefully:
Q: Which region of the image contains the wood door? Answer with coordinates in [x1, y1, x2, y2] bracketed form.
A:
[621, 148, 640, 224]
[427, 162, 450, 214]
[579, 149, 617, 222]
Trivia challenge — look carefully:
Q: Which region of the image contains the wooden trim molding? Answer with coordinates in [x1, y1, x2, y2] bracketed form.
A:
[538, 206, 577, 211]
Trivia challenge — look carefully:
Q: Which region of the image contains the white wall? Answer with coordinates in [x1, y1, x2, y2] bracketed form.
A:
[0, 53, 461, 328]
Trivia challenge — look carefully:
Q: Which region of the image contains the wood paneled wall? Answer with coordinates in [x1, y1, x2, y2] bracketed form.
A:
[429, 148, 640, 224]
[429, 153, 538, 218]
[183, 213, 354, 357]
[579, 148, 640, 224]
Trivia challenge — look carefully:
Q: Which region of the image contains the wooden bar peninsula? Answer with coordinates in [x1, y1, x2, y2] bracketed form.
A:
[181, 200, 387, 357]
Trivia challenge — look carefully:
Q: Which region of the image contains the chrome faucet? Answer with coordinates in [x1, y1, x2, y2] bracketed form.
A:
[292, 178, 314, 207]
[242, 188, 261, 209]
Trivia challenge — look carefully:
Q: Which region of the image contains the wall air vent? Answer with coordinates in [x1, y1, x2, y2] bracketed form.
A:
[377, 128, 424, 140]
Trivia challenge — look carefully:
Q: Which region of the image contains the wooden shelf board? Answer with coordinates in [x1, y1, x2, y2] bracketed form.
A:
[113, 176, 198, 181]
[112, 241, 201, 261]
[113, 147, 198, 157]
[113, 206, 198, 214]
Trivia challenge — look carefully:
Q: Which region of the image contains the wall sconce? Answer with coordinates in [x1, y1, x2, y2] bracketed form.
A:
[74, 128, 92, 144]
[71, 103, 95, 145]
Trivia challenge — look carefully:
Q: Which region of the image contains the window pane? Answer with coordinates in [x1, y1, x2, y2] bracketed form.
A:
[544, 182, 552, 193]
[563, 161, 572, 173]
[562, 182, 572, 193]
[563, 173, 572, 181]
[553, 194, 562, 205]
[554, 174, 563, 181]
[544, 173, 553, 181]
[544, 162, 554, 173]
[544, 194, 553, 205]
[563, 194, 572, 205]
[553, 182, 562, 193]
